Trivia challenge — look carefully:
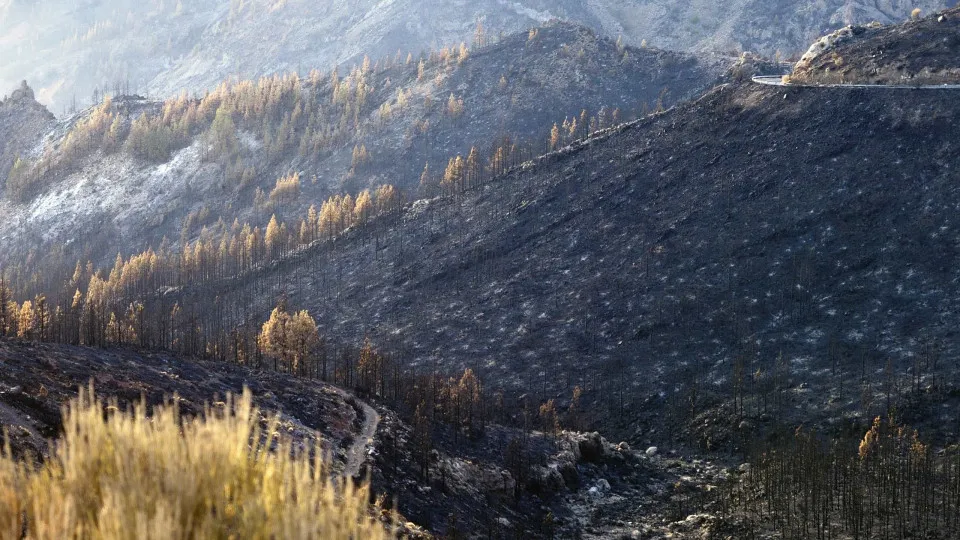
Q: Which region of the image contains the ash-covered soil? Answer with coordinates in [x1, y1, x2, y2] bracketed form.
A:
[791, 7, 960, 85]
[0, 339, 367, 471]
[368, 404, 743, 539]
[182, 66, 960, 445]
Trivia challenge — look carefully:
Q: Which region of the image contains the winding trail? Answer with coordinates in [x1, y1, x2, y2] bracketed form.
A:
[752, 75, 960, 89]
[330, 387, 381, 478]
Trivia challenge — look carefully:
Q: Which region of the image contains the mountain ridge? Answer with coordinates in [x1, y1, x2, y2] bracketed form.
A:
[1, 0, 953, 112]
[0, 22, 725, 274]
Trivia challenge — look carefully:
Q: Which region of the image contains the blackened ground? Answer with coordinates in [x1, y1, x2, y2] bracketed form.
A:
[0, 339, 362, 468]
[179, 70, 960, 449]
[791, 7, 960, 85]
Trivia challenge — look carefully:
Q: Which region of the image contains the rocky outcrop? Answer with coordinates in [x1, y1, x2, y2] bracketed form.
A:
[576, 432, 608, 463]
[0, 81, 55, 184]
[790, 7, 960, 84]
[7, 80, 36, 102]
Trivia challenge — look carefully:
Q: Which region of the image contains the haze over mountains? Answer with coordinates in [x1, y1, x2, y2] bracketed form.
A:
[1, 0, 953, 112]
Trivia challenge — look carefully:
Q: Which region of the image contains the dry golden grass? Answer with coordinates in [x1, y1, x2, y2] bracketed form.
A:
[0, 386, 390, 539]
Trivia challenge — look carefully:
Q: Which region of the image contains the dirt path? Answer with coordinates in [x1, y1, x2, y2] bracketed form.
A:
[331, 387, 380, 478]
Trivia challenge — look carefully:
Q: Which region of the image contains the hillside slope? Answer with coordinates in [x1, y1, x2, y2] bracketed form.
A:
[0, 339, 373, 471]
[1, 0, 953, 111]
[0, 337, 747, 539]
[0, 81, 55, 181]
[170, 11, 960, 444]
[0, 23, 725, 271]
[791, 8, 960, 84]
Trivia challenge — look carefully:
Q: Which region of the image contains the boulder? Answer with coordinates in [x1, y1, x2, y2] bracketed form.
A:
[645, 446, 659, 457]
[528, 465, 565, 495]
[578, 432, 606, 462]
[554, 451, 580, 487]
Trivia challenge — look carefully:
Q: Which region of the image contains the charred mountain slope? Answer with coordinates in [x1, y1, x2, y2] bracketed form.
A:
[0, 23, 724, 271]
[0, 339, 370, 473]
[178, 15, 960, 443]
[791, 7, 960, 84]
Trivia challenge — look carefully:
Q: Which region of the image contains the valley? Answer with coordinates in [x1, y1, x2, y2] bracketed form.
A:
[0, 5, 959, 540]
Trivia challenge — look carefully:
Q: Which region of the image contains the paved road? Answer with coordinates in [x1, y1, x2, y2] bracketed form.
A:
[752, 75, 960, 89]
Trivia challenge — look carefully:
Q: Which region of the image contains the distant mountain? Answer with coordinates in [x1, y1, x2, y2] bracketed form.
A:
[1, 0, 952, 111]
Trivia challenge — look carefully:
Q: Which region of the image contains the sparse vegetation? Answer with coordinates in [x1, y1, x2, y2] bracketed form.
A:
[723, 419, 960, 539]
[0, 386, 390, 539]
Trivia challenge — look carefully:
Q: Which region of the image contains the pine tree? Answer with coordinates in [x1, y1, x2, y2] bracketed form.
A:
[539, 399, 559, 436]
[265, 215, 283, 258]
[458, 369, 483, 437]
[446, 94, 465, 119]
[465, 147, 480, 189]
[567, 386, 583, 431]
[549, 123, 561, 151]
[419, 162, 435, 197]
[473, 21, 486, 48]
[259, 306, 290, 372]
[374, 184, 399, 215]
[413, 402, 432, 479]
[33, 295, 49, 342]
[354, 189, 373, 226]
[357, 339, 377, 394]
[17, 300, 34, 340]
[288, 310, 319, 376]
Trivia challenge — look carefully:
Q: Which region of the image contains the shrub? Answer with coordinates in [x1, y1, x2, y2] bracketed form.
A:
[0, 386, 390, 539]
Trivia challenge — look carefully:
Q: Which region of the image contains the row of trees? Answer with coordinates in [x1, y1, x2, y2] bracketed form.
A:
[8, 33, 486, 202]
[547, 106, 625, 152]
[425, 101, 635, 200]
[55, 180, 403, 300]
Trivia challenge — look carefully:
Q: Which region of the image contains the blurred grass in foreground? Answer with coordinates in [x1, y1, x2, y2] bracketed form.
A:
[0, 386, 389, 539]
